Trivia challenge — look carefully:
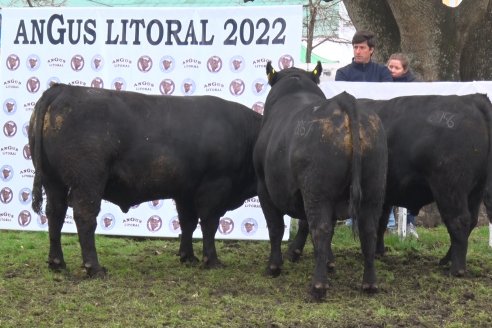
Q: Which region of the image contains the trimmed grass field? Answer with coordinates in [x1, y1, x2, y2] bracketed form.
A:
[1, 224, 491, 327]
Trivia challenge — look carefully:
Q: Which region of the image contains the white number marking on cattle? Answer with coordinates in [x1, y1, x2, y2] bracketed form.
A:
[428, 111, 456, 128]
[294, 120, 314, 137]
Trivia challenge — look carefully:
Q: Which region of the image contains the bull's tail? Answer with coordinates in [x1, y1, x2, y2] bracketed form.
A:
[31, 83, 64, 214]
[478, 94, 492, 224]
[335, 92, 362, 234]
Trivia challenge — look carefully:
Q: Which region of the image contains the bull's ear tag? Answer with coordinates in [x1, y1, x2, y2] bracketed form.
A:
[267, 68, 276, 82]
[313, 69, 318, 76]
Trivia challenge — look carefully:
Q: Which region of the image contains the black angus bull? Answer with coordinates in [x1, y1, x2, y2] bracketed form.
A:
[29, 83, 262, 277]
[253, 62, 387, 300]
[290, 94, 492, 277]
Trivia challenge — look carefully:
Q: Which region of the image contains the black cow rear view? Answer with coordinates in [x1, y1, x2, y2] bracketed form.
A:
[291, 93, 492, 278]
[29, 84, 262, 277]
[253, 62, 387, 300]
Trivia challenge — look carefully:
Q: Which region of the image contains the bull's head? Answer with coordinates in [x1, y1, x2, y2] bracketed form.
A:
[266, 61, 323, 86]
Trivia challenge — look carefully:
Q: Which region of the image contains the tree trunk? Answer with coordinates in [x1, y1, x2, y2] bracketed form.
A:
[342, 0, 492, 81]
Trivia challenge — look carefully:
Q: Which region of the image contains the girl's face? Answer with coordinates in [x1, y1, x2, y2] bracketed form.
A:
[387, 59, 406, 78]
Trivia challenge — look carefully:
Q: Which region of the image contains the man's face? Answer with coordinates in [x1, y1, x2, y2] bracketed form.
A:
[353, 41, 373, 64]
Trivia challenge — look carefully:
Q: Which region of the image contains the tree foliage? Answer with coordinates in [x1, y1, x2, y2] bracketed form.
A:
[342, 0, 492, 81]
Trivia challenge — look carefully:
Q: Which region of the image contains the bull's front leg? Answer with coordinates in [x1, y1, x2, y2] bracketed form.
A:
[200, 216, 222, 268]
[175, 201, 200, 265]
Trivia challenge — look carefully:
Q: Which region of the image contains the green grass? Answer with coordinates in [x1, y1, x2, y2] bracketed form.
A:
[1, 225, 492, 327]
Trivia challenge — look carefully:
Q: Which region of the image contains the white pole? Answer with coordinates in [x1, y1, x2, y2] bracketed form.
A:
[397, 207, 407, 239]
[489, 223, 492, 247]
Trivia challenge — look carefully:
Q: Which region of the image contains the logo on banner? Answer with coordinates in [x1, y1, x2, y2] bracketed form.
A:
[252, 78, 268, 96]
[26, 55, 41, 71]
[20, 168, 35, 179]
[230, 55, 245, 73]
[47, 57, 66, 68]
[278, 54, 294, 70]
[1, 165, 14, 182]
[241, 218, 258, 236]
[0, 211, 14, 224]
[218, 217, 234, 235]
[18, 210, 32, 227]
[3, 99, 17, 115]
[168, 216, 181, 234]
[37, 213, 48, 228]
[1, 146, 19, 156]
[23, 144, 32, 160]
[244, 197, 261, 208]
[91, 55, 104, 71]
[160, 56, 175, 73]
[204, 82, 224, 93]
[1, 187, 13, 204]
[69, 80, 87, 87]
[47, 77, 61, 88]
[183, 58, 201, 69]
[23, 101, 36, 113]
[4, 121, 17, 137]
[2, 145, 18, 157]
[100, 213, 116, 231]
[252, 101, 264, 115]
[26, 77, 41, 93]
[112, 78, 126, 91]
[229, 79, 245, 96]
[112, 57, 132, 68]
[18, 188, 32, 205]
[181, 79, 196, 95]
[207, 56, 222, 73]
[22, 122, 30, 137]
[134, 81, 154, 92]
[253, 58, 270, 69]
[122, 216, 142, 228]
[6, 54, 20, 71]
[137, 55, 153, 73]
[91, 77, 104, 88]
[159, 79, 175, 95]
[71, 54, 85, 72]
[148, 199, 163, 210]
[147, 215, 162, 232]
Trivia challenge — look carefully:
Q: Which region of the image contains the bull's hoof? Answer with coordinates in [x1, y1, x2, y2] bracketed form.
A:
[86, 266, 107, 278]
[47, 258, 66, 271]
[327, 262, 336, 273]
[202, 257, 224, 269]
[267, 265, 282, 277]
[310, 283, 328, 302]
[362, 283, 378, 294]
[286, 248, 302, 262]
[439, 257, 451, 266]
[180, 255, 200, 266]
[450, 269, 466, 277]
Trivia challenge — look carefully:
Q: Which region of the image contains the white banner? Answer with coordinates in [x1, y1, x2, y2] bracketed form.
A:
[0, 6, 303, 240]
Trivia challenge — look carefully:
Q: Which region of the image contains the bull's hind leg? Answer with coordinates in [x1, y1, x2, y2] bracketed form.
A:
[71, 187, 106, 278]
[286, 219, 309, 262]
[357, 203, 379, 293]
[434, 193, 471, 277]
[44, 182, 69, 271]
[175, 199, 200, 265]
[376, 205, 392, 257]
[258, 183, 284, 277]
[305, 201, 335, 301]
[438, 189, 481, 275]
